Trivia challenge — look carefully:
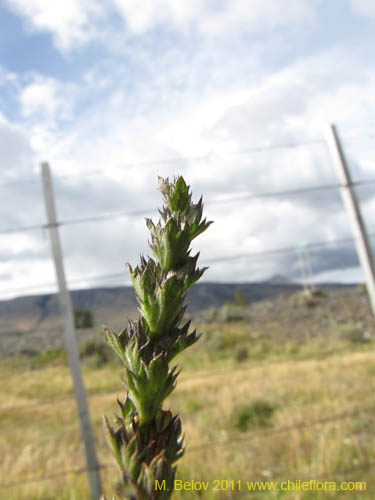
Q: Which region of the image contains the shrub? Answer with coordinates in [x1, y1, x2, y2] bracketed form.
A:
[218, 304, 246, 322]
[226, 287, 249, 307]
[30, 348, 67, 369]
[200, 306, 220, 323]
[338, 324, 370, 344]
[234, 399, 277, 431]
[184, 397, 202, 413]
[80, 338, 114, 367]
[74, 308, 93, 329]
[234, 346, 248, 362]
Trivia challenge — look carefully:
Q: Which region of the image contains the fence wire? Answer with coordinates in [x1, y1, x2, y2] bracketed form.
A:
[0, 346, 367, 413]
[0, 406, 373, 489]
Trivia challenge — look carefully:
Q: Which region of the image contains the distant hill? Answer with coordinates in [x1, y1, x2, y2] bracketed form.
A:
[264, 274, 294, 285]
[0, 281, 356, 337]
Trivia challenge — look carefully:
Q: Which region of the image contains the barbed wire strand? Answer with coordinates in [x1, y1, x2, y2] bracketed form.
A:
[0, 139, 328, 189]
[0, 424, 373, 490]
[1, 130, 374, 189]
[19, 384, 375, 450]
[187, 407, 374, 453]
[1, 232, 373, 297]
[0, 170, 103, 188]
[1, 350, 372, 413]
[1, 178, 374, 235]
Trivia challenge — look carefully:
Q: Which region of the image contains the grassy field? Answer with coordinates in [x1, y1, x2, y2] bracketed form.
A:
[0, 291, 374, 499]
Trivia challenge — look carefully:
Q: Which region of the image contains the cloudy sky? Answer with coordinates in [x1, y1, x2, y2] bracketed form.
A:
[0, 0, 374, 300]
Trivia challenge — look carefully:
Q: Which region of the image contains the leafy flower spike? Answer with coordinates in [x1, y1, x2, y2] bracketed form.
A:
[101, 176, 213, 500]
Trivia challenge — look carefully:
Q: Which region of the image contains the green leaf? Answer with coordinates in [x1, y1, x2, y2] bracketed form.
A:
[103, 328, 127, 366]
[102, 416, 123, 470]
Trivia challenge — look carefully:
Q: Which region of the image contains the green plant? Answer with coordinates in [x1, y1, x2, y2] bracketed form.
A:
[80, 338, 114, 367]
[74, 308, 93, 328]
[234, 399, 276, 431]
[338, 324, 370, 344]
[101, 176, 213, 500]
[30, 347, 67, 369]
[227, 287, 249, 307]
[234, 346, 248, 362]
[218, 303, 246, 322]
[200, 306, 220, 323]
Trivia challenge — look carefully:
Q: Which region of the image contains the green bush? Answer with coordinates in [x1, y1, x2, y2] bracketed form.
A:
[80, 338, 115, 367]
[31, 348, 67, 369]
[184, 397, 203, 413]
[74, 308, 93, 329]
[234, 399, 277, 431]
[218, 304, 247, 322]
[201, 304, 249, 323]
[227, 288, 249, 307]
[339, 325, 370, 344]
[234, 346, 248, 362]
[200, 306, 220, 323]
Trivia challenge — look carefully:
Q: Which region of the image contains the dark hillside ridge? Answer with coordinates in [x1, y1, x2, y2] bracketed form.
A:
[0, 281, 357, 336]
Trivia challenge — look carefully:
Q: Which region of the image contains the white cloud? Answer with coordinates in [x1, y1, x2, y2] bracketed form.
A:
[1, 2, 373, 297]
[13, 48, 373, 225]
[20, 78, 60, 117]
[0, 112, 35, 179]
[17, 75, 80, 157]
[151, 49, 374, 194]
[4, 0, 105, 51]
[0, 67, 18, 86]
[5, 0, 319, 52]
[205, 50, 375, 147]
[112, 0, 317, 35]
[349, 0, 375, 18]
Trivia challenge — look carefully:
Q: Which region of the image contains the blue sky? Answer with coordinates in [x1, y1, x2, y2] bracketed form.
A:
[0, 0, 374, 299]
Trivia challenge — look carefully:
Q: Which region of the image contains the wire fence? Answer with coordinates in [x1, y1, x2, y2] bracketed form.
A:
[0, 138, 329, 189]
[0, 131, 373, 189]
[3, 283, 368, 362]
[1, 178, 375, 235]
[1, 131, 374, 300]
[1, 132, 374, 496]
[0, 345, 368, 414]
[1, 231, 374, 297]
[0, 406, 373, 490]
[187, 406, 375, 453]
[1, 349, 373, 473]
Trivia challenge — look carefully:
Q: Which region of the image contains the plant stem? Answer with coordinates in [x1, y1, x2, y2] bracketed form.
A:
[101, 176, 213, 500]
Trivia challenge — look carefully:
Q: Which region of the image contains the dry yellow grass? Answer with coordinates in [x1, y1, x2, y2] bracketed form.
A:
[0, 340, 374, 499]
